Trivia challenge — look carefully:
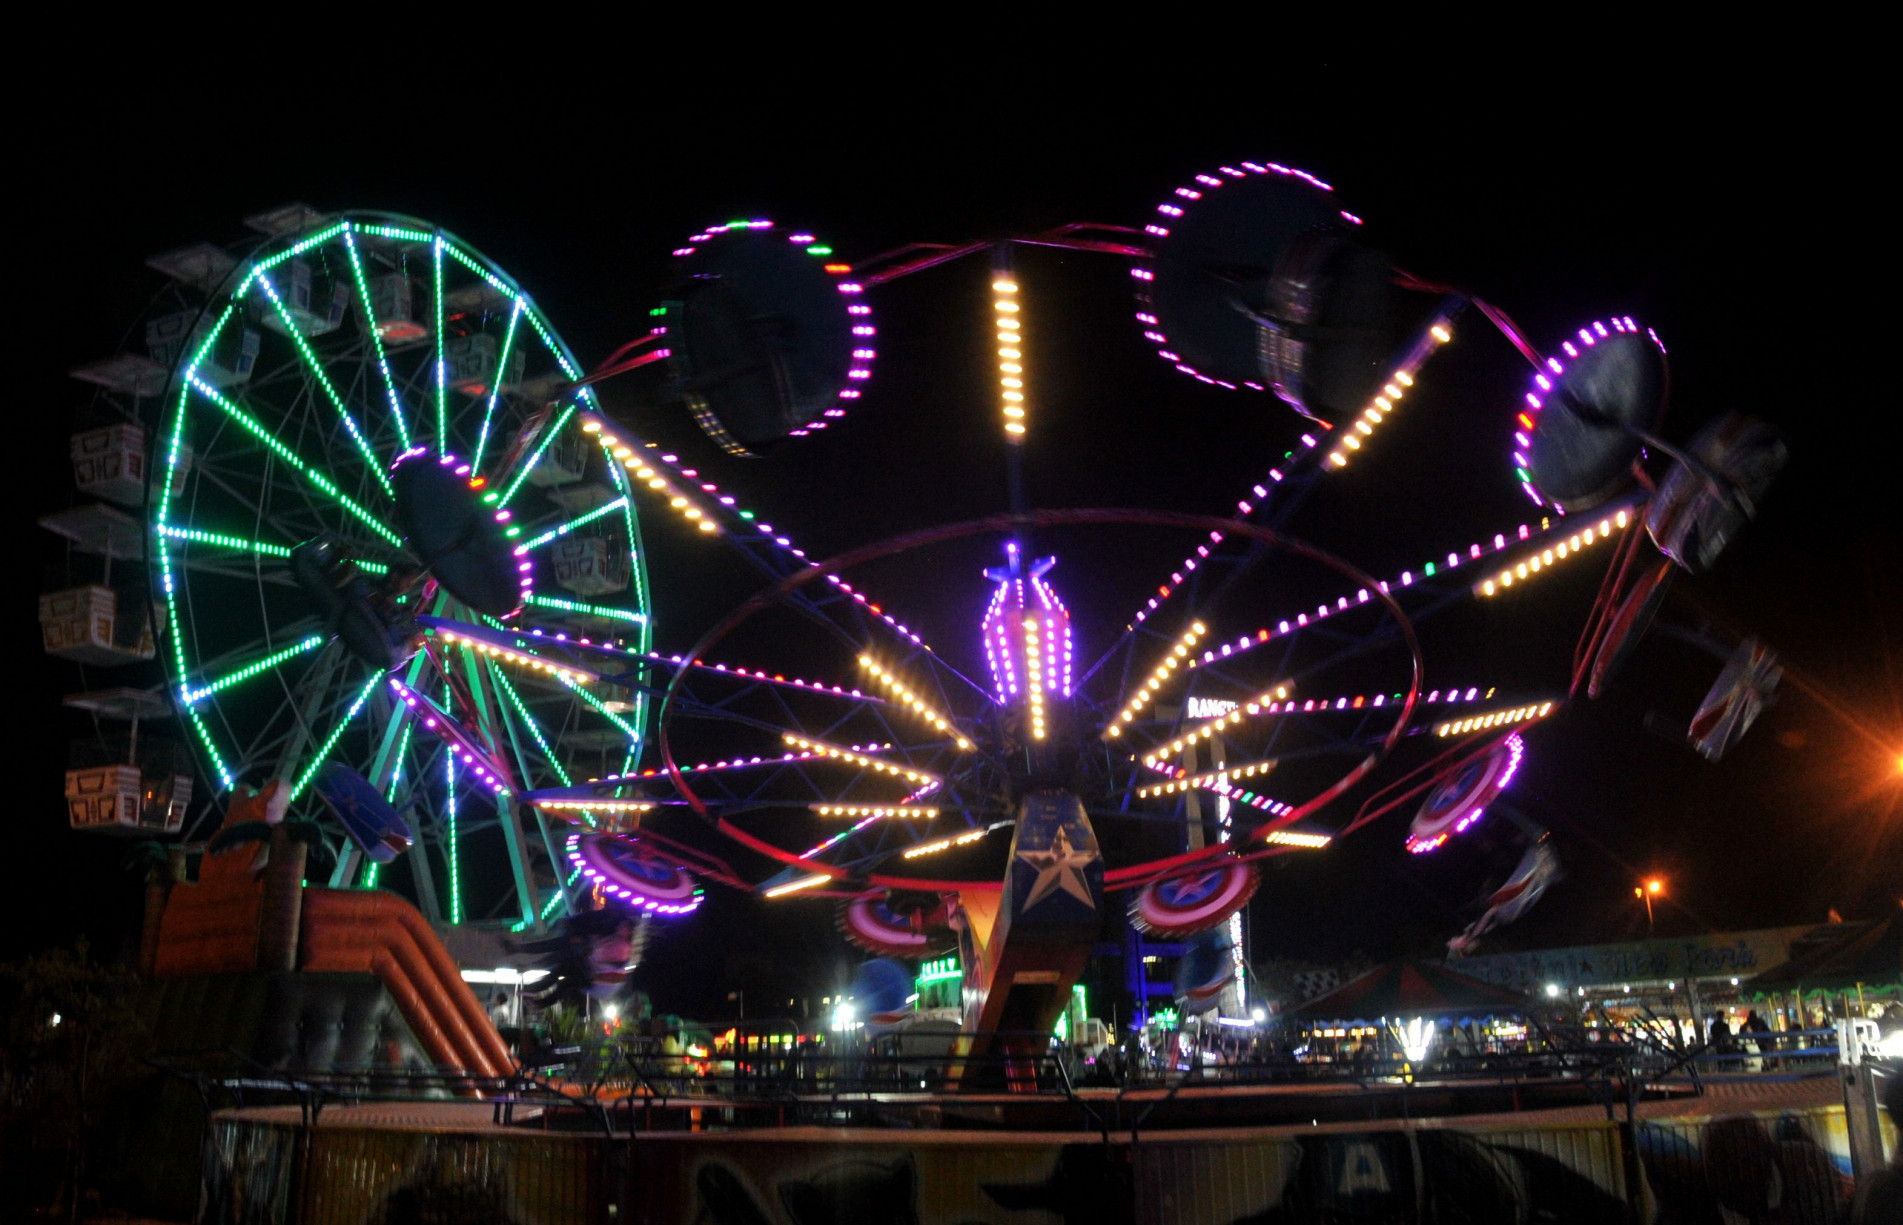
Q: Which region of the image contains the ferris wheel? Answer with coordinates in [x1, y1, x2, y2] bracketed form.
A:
[131, 210, 655, 930]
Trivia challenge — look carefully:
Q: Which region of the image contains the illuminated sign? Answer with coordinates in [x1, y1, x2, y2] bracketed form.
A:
[1186, 696, 1239, 720]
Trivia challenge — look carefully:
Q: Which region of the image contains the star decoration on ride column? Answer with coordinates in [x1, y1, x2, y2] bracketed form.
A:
[1016, 825, 1099, 911]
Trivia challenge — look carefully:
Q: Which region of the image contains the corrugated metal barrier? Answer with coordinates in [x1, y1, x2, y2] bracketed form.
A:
[204, 1099, 1894, 1223]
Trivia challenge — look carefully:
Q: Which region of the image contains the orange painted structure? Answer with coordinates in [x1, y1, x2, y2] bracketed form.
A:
[149, 783, 508, 1081]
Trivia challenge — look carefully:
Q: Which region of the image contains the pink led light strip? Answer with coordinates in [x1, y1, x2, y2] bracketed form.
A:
[1183, 515, 1595, 671]
[619, 744, 895, 782]
[1129, 312, 1455, 629]
[516, 626, 877, 701]
[577, 412, 928, 649]
[1140, 756, 1295, 818]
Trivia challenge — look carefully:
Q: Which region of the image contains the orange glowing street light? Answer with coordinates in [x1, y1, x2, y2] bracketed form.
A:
[1635, 877, 1666, 929]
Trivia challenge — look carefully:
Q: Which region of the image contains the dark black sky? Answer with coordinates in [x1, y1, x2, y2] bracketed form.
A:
[12, 67, 1898, 1017]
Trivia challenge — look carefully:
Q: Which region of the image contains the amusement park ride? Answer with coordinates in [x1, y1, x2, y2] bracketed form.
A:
[41, 163, 1790, 1078]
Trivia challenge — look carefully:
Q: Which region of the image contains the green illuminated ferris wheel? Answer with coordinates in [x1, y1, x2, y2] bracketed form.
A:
[147, 210, 653, 931]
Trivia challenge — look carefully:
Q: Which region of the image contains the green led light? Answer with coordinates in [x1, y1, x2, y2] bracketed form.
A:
[737, 510, 755, 520]
[559, 674, 640, 743]
[353, 224, 435, 243]
[445, 747, 461, 924]
[254, 269, 394, 499]
[648, 307, 666, 316]
[513, 867, 581, 931]
[181, 635, 324, 705]
[517, 304, 583, 381]
[472, 299, 525, 474]
[916, 956, 961, 985]
[497, 404, 576, 508]
[522, 594, 646, 624]
[1423, 562, 1437, 577]
[491, 666, 573, 787]
[441, 243, 521, 302]
[249, 222, 348, 279]
[341, 227, 412, 450]
[188, 379, 402, 547]
[596, 450, 655, 695]
[156, 393, 193, 529]
[805, 246, 832, 255]
[289, 674, 382, 800]
[433, 237, 447, 455]
[158, 525, 293, 558]
[516, 496, 628, 552]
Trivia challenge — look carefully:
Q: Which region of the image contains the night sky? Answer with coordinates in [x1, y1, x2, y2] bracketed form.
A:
[14, 76, 1898, 1020]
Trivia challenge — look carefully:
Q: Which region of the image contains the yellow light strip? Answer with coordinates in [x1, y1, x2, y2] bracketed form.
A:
[1263, 828, 1332, 849]
[781, 733, 939, 786]
[1136, 757, 1276, 798]
[811, 804, 940, 819]
[1105, 621, 1206, 739]
[531, 798, 655, 813]
[1140, 683, 1292, 767]
[428, 627, 593, 685]
[902, 827, 991, 859]
[764, 874, 831, 898]
[859, 656, 973, 750]
[581, 418, 720, 535]
[994, 277, 1027, 439]
[1433, 701, 1555, 737]
[1324, 322, 1455, 470]
[1477, 510, 1631, 596]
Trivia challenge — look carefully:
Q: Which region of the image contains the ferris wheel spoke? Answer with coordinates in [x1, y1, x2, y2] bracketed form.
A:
[512, 496, 629, 553]
[443, 645, 542, 926]
[494, 402, 579, 509]
[178, 633, 328, 707]
[431, 236, 449, 455]
[186, 377, 402, 548]
[287, 671, 385, 801]
[249, 270, 396, 499]
[157, 524, 293, 563]
[470, 298, 525, 474]
[558, 674, 642, 746]
[340, 227, 413, 451]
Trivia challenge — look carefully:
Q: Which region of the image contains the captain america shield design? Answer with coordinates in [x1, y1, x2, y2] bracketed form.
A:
[567, 833, 703, 915]
[1407, 733, 1524, 854]
[1129, 861, 1259, 939]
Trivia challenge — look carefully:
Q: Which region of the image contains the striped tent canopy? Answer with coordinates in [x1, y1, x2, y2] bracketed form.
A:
[1290, 959, 1531, 1022]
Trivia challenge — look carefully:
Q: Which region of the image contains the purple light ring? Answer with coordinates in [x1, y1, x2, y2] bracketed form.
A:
[1514, 316, 1665, 508]
[570, 832, 702, 909]
[667, 219, 875, 433]
[1134, 160, 1353, 392]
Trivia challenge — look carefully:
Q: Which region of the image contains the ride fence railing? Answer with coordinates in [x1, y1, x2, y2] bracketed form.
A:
[150, 1025, 1849, 1135]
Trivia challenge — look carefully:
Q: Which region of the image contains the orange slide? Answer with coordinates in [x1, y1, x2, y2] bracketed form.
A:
[299, 888, 514, 1080]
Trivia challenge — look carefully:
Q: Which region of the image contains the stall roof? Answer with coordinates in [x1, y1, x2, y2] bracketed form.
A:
[1291, 960, 1531, 1022]
[1744, 912, 1903, 995]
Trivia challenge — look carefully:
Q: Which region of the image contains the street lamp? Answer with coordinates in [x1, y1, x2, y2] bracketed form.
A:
[1635, 878, 1665, 930]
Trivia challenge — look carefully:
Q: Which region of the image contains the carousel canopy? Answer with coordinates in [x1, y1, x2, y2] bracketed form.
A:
[1290, 959, 1531, 1023]
[1744, 913, 1903, 995]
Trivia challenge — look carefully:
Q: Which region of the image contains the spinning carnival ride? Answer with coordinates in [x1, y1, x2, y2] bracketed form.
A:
[49, 169, 1787, 1050]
